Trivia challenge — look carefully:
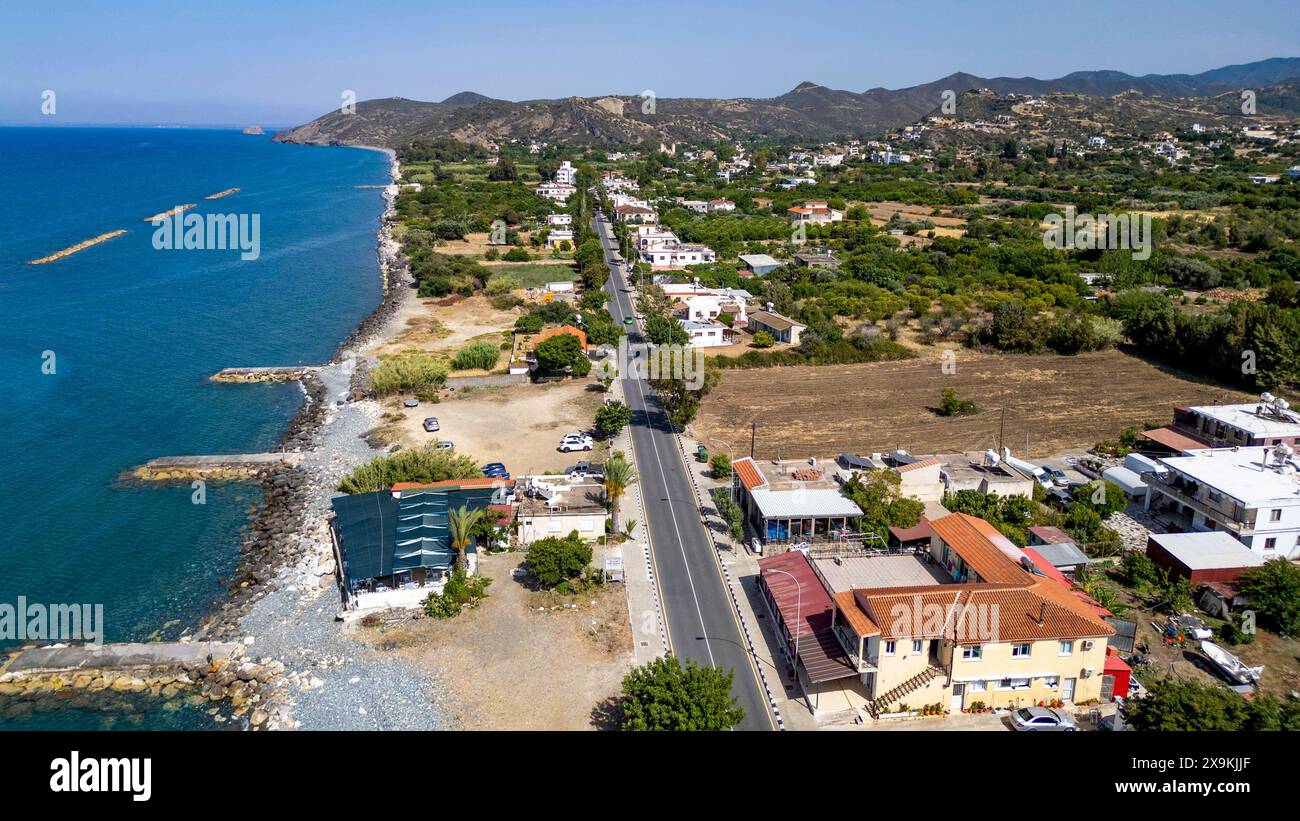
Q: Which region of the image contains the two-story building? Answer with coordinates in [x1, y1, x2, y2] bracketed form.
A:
[1144, 444, 1300, 558]
[1151, 398, 1300, 450]
[818, 512, 1114, 716]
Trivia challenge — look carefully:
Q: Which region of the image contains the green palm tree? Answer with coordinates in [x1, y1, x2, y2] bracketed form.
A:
[603, 455, 638, 535]
[448, 505, 486, 574]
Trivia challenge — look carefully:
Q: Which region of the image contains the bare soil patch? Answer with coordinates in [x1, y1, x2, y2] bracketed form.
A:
[364, 553, 632, 730]
[693, 348, 1253, 459]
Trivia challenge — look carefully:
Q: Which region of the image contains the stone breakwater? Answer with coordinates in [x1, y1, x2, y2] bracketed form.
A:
[0, 642, 295, 729]
[210, 366, 321, 383]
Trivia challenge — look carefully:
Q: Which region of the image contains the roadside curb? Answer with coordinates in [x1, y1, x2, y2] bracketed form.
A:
[669, 431, 786, 731]
[617, 405, 668, 660]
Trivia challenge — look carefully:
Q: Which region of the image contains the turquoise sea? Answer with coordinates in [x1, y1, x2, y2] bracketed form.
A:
[0, 127, 388, 728]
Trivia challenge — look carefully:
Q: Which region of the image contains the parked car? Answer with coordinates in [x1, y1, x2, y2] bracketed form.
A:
[564, 461, 603, 481]
[482, 462, 509, 479]
[434, 440, 454, 450]
[559, 433, 594, 452]
[1098, 713, 1129, 732]
[1046, 467, 1070, 487]
[422, 417, 440, 432]
[403, 399, 420, 408]
[1010, 707, 1078, 732]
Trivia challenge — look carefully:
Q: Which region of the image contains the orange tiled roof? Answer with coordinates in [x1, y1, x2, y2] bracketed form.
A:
[531, 325, 588, 351]
[834, 591, 880, 637]
[392, 478, 516, 491]
[732, 457, 767, 491]
[928, 512, 1030, 585]
[853, 583, 1113, 643]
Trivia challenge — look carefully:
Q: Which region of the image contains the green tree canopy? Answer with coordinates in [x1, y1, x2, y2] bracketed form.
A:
[618, 656, 745, 731]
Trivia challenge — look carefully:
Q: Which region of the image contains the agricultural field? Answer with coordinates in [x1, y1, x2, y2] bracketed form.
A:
[693, 348, 1254, 459]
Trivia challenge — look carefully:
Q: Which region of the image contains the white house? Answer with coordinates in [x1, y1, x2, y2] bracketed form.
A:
[635, 226, 680, 251]
[516, 477, 606, 546]
[641, 243, 717, 270]
[555, 160, 577, 185]
[679, 319, 729, 348]
[787, 200, 843, 225]
[546, 213, 573, 227]
[679, 292, 747, 325]
[545, 228, 574, 248]
[707, 198, 735, 213]
[1145, 444, 1300, 559]
[535, 182, 576, 202]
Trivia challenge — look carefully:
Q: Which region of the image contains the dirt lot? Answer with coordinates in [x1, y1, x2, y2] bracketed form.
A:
[1108, 577, 1300, 702]
[371, 294, 519, 359]
[693, 348, 1253, 459]
[388, 379, 609, 473]
[358, 553, 633, 730]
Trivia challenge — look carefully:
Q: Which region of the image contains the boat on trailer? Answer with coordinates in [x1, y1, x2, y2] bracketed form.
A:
[1199, 640, 1263, 686]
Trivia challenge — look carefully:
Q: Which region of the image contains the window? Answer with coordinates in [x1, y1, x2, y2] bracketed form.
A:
[912, 640, 925, 654]
[1270, 509, 1282, 522]
[967, 680, 987, 692]
[883, 641, 896, 656]
[1264, 538, 1277, 550]
[962, 645, 982, 660]
[1059, 641, 1074, 656]
[1012, 643, 1032, 658]
[996, 677, 1031, 691]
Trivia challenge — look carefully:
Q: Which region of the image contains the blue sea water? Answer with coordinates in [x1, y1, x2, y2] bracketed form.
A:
[0, 127, 388, 728]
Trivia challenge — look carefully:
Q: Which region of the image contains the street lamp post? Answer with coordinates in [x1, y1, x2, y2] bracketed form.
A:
[766, 568, 802, 685]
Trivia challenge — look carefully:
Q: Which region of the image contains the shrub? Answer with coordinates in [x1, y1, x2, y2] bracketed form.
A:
[710, 453, 731, 478]
[938, 387, 978, 417]
[503, 248, 531, 262]
[423, 569, 491, 618]
[618, 656, 744, 731]
[595, 399, 632, 437]
[338, 446, 484, 494]
[751, 330, 775, 348]
[369, 353, 448, 396]
[523, 530, 593, 589]
[452, 341, 500, 371]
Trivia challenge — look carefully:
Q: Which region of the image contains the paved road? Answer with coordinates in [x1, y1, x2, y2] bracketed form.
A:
[594, 216, 775, 730]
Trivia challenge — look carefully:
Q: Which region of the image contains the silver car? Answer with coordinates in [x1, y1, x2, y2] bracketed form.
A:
[1010, 707, 1078, 731]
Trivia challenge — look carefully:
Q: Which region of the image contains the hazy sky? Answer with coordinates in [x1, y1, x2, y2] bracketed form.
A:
[2, 0, 1297, 126]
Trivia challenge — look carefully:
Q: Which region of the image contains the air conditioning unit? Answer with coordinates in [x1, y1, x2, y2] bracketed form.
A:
[1081, 640, 1095, 651]
[1081, 667, 1095, 678]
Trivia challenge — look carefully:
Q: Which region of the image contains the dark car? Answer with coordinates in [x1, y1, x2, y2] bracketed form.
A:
[482, 462, 509, 479]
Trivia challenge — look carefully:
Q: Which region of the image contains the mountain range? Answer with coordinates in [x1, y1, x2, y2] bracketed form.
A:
[273, 57, 1300, 149]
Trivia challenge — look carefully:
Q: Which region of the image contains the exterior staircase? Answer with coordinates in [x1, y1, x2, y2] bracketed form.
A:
[867, 666, 944, 718]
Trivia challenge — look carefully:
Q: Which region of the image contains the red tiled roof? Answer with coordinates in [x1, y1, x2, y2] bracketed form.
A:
[732, 457, 767, 491]
[896, 457, 940, 474]
[1028, 525, 1074, 545]
[1141, 426, 1211, 453]
[888, 516, 933, 543]
[759, 551, 834, 638]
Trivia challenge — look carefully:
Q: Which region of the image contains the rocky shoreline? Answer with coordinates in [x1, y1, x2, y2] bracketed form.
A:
[0, 148, 435, 731]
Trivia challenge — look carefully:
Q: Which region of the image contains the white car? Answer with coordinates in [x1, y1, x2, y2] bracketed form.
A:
[559, 434, 594, 453]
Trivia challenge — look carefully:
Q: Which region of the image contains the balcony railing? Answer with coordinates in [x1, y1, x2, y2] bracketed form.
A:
[1148, 474, 1250, 530]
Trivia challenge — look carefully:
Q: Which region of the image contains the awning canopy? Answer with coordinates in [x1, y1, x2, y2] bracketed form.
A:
[1141, 426, 1210, 453]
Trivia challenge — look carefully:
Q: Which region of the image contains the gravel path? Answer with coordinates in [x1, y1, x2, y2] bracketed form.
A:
[232, 357, 457, 730]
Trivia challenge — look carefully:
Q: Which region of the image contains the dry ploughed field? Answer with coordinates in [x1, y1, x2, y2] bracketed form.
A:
[694, 349, 1253, 459]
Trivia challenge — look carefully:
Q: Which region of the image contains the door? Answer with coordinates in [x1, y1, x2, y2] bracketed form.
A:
[950, 683, 965, 712]
[1062, 677, 1076, 702]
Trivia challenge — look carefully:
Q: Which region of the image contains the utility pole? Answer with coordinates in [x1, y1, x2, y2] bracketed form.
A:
[750, 420, 758, 459]
[998, 403, 1006, 455]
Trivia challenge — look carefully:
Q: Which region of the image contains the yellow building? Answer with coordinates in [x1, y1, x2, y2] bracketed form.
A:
[826, 513, 1114, 716]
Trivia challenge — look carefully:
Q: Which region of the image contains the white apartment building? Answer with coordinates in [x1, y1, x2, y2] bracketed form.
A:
[535, 182, 576, 202]
[555, 160, 577, 185]
[1146, 445, 1300, 559]
[640, 244, 717, 270]
[546, 213, 572, 227]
